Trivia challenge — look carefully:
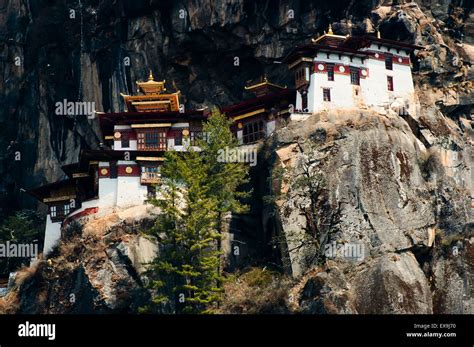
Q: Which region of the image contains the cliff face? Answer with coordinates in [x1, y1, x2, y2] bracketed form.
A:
[268, 108, 472, 314]
[0, 0, 472, 314]
[1, 0, 472, 213]
[0, 205, 158, 314]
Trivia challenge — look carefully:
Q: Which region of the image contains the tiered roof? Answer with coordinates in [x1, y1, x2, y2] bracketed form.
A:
[120, 71, 181, 112]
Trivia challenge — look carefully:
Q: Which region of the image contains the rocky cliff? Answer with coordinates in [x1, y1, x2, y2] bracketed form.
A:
[1, 0, 472, 213]
[266, 107, 472, 313]
[0, 0, 472, 314]
[0, 205, 158, 313]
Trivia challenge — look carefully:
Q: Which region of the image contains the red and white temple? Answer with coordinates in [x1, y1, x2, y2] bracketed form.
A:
[29, 71, 295, 256]
[28, 27, 422, 257]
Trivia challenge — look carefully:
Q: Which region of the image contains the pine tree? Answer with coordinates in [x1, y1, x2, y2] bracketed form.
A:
[143, 110, 250, 314]
[145, 150, 221, 313]
[200, 109, 251, 215]
[0, 210, 44, 274]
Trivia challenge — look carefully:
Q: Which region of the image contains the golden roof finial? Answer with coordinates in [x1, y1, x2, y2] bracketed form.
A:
[148, 70, 154, 81]
[377, 30, 381, 39]
[328, 23, 334, 35]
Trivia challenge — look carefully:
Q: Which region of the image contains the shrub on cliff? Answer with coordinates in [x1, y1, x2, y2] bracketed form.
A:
[219, 267, 292, 314]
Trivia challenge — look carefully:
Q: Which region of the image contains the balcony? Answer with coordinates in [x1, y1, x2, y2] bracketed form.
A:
[141, 171, 160, 184]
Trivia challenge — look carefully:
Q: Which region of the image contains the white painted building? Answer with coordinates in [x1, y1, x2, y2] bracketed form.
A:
[285, 28, 423, 117]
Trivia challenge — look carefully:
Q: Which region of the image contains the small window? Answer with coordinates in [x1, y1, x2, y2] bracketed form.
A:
[190, 131, 205, 146]
[121, 132, 130, 148]
[175, 135, 182, 146]
[385, 55, 393, 70]
[50, 204, 70, 221]
[327, 64, 334, 81]
[323, 88, 331, 102]
[64, 204, 70, 216]
[387, 76, 394, 91]
[147, 185, 156, 199]
[350, 68, 360, 85]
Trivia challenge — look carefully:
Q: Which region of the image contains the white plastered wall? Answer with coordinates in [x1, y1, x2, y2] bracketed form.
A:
[116, 160, 148, 208]
[98, 162, 118, 210]
[43, 215, 61, 257]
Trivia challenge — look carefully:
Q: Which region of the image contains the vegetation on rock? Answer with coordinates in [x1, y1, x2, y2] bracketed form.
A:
[143, 111, 250, 313]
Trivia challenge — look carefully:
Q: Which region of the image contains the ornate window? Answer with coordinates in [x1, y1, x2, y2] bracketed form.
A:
[190, 131, 205, 146]
[141, 165, 161, 184]
[295, 66, 309, 89]
[137, 129, 167, 150]
[243, 120, 265, 144]
[50, 205, 56, 218]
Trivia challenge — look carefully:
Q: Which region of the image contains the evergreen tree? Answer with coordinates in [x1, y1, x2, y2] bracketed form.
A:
[200, 109, 250, 213]
[0, 210, 44, 274]
[144, 110, 250, 314]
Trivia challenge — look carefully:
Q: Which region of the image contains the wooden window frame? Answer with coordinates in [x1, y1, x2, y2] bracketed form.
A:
[387, 76, 394, 91]
[50, 203, 70, 222]
[323, 88, 331, 102]
[350, 68, 360, 85]
[137, 129, 167, 151]
[242, 119, 265, 144]
[121, 132, 130, 148]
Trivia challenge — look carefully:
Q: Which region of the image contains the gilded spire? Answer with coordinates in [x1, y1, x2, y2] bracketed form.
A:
[148, 70, 154, 81]
[328, 23, 334, 35]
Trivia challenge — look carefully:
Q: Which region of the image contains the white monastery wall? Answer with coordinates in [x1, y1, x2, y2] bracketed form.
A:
[43, 215, 62, 256]
[295, 44, 416, 115]
[98, 162, 118, 209]
[116, 176, 147, 208]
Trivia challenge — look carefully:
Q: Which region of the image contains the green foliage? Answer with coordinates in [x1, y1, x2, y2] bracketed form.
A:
[0, 210, 43, 243]
[219, 267, 292, 314]
[0, 210, 44, 274]
[199, 109, 251, 214]
[144, 110, 250, 314]
[241, 267, 280, 288]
